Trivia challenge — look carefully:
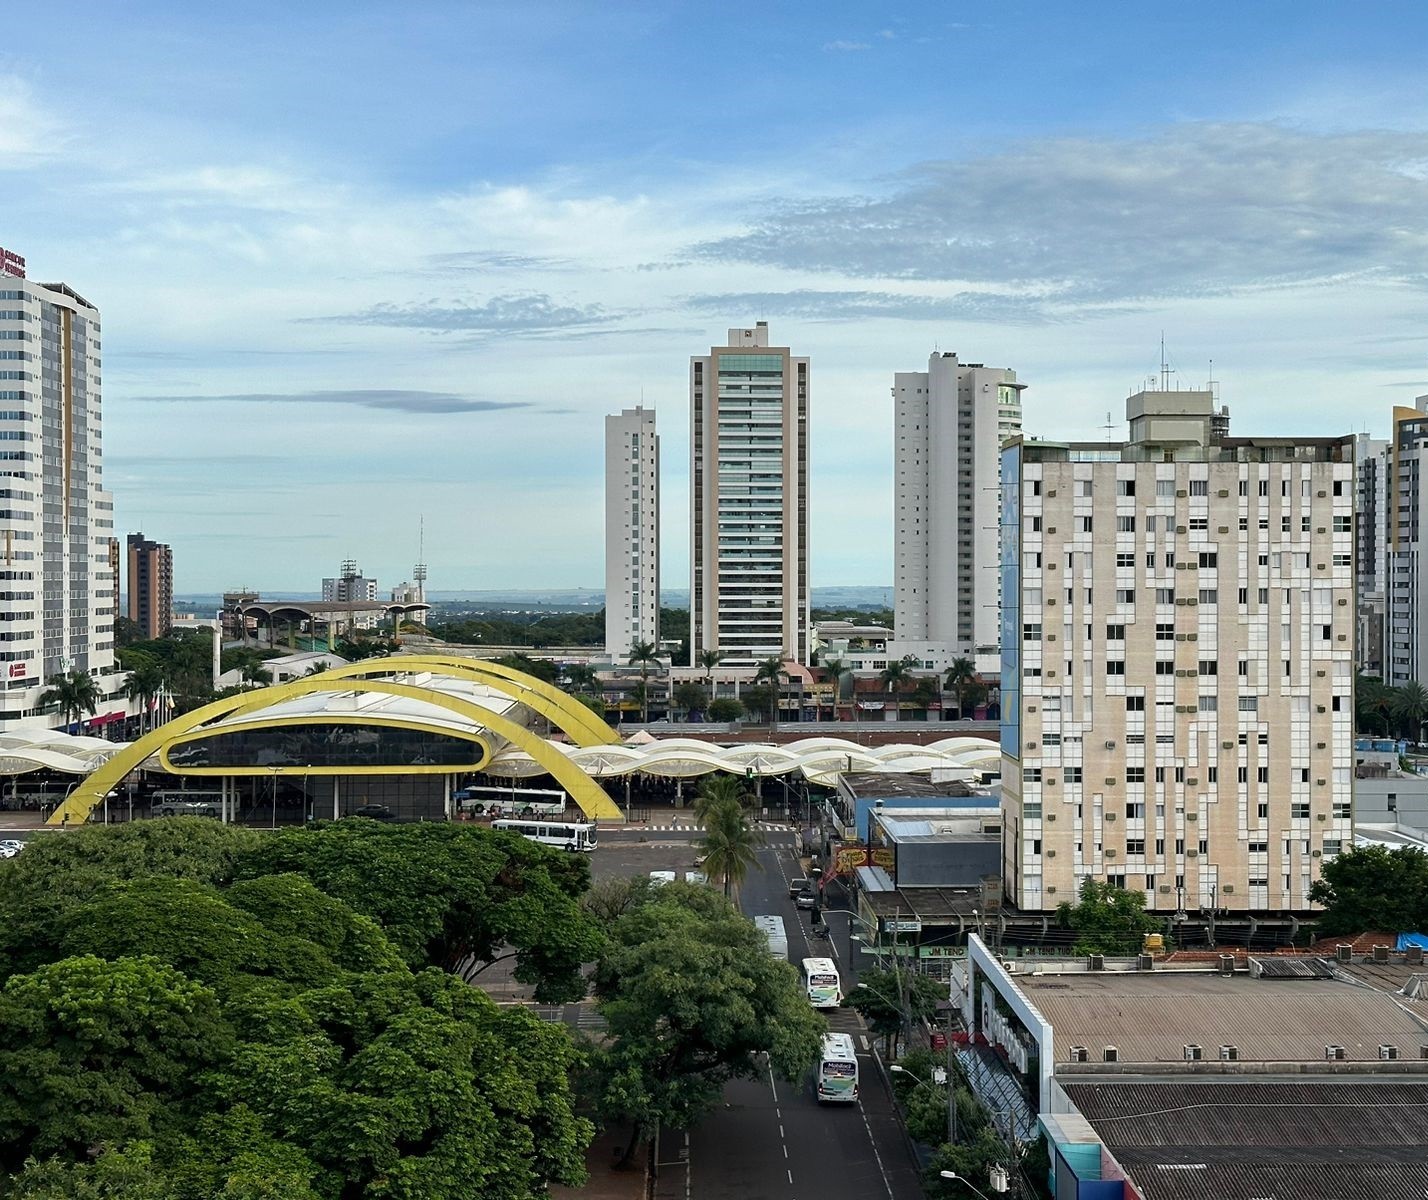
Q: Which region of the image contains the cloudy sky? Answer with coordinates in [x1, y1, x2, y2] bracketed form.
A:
[6, 1, 1428, 593]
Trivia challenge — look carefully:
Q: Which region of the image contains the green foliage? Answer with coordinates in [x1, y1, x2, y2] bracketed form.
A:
[1392, 680, 1428, 741]
[891, 1047, 985, 1149]
[116, 629, 226, 715]
[691, 774, 752, 824]
[672, 681, 708, 719]
[492, 652, 559, 684]
[707, 696, 743, 721]
[1309, 843, 1428, 936]
[5, 1143, 170, 1198]
[740, 684, 774, 722]
[695, 796, 764, 898]
[428, 609, 607, 649]
[842, 967, 945, 1046]
[590, 888, 823, 1153]
[925, 1127, 1013, 1199]
[36, 670, 101, 729]
[236, 821, 604, 1001]
[1056, 878, 1161, 956]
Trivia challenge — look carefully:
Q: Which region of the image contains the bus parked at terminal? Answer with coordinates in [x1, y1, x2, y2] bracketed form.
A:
[491, 818, 597, 852]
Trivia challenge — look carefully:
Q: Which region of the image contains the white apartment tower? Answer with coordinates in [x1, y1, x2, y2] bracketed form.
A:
[690, 323, 809, 667]
[891, 353, 1024, 670]
[604, 406, 659, 661]
[1380, 400, 1428, 688]
[1001, 388, 1355, 915]
[0, 247, 121, 728]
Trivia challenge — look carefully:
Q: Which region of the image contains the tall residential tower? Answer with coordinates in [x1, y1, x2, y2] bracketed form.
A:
[604, 406, 659, 661]
[890, 352, 1024, 672]
[690, 323, 809, 667]
[126, 531, 173, 640]
[0, 247, 121, 727]
[1000, 388, 1354, 914]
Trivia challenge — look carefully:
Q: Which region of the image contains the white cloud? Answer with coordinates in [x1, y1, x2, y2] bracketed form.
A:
[822, 40, 871, 52]
[0, 77, 69, 166]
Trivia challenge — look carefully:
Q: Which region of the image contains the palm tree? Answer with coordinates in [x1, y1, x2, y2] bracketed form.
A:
[754, 657, 788, 731]
[698, 648, 723, 706]
[1392, 680, 1428, 743]
[564, 663, 600, 695]
[698, 796, 765, 898]
[943, 656, 978, 719]
[240, 661, 272, 691]
[821, 657, 851, 722]
[39, 668, 101, 731]
[879, 655, 918, 717]
[122, 660, 165, 733]
[1357, 674, 1393, 736]
[693, 773, 752, 825]
[628, 640, 661, 723]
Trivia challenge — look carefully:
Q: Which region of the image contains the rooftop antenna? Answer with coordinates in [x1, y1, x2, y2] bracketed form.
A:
[414, 518, 427, 604]
[1102, 411, 1115, 441]
[1160, 332, 1171, 392]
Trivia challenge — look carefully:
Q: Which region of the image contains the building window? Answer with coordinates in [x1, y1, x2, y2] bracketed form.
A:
[1106, 624, 1125, 640]
[1126, 696, 1145, 711]
[1117, 480, 1136, 497]
[1189, 480, 1208, 496]
[1106, 660, 1125, 675]
[1198, 551, 1218, 568]
[1116, 516, 1136, 533]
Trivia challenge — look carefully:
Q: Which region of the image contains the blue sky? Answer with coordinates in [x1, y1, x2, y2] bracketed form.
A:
[5, 1, 1428, 592]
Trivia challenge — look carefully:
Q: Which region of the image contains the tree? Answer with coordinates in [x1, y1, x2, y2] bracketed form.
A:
[239, 661, 271, 690]
[37, 669, 100, 731]
[1056, 878, 1162, 955]
[563, 663, 600, 695]
[753, 658, 788, 730]
[925, 1127, 1015, 1200]
[821, 657, 851, 721]
[842, 966, 946, 1057]
[590, 888, 824, 1166]
[696, 797, 764, 899]
[1392, 680, 1428, 742]
[122, 659, 166, 734]
[943, 657, 978, 718]
[697, 649, 723, 690]
[1308, 843, 1428, 936]
[492, 651, 559, 684]
[739, 684, 774, 723]
[627, 641, 662, 723]
[879, 655, 918, 715]
[708, 697, 743, 722]
[911, 677, 940, 716]
[235, 821, 604, 1002]
[1356, 674, 1393, 736]
[692, 774, 753, 826]
[672, 681, 708, 721]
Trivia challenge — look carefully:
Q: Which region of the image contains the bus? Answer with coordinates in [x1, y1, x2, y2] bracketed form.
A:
[491, 818, 598, 852]
[456, 785, 566, 818]
[151, 790, 223, 818]
[754, 915, 788, 959]
[801, 957, 842, 1009]
[816, 1032, 859, 1104]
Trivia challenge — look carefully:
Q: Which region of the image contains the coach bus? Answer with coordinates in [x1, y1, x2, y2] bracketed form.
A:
[816, 1032, 859, 1104]
[801, 956, 842, 1009]
[491, 818, 597, 852]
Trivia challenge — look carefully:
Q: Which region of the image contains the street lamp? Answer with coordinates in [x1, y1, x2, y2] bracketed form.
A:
[939, 1169, 998, 1200]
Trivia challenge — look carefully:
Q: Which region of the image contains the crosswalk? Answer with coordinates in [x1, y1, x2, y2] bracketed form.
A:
[622, 822, 796, 833]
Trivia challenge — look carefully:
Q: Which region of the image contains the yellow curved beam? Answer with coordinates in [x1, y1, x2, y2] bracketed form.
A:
[53, 679, 623, 826]
[309, 654, 619, 749]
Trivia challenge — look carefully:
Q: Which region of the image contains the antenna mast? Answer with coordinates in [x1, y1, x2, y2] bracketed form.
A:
[414, 517, 428, 604]
[1102, 411, 1115, 441]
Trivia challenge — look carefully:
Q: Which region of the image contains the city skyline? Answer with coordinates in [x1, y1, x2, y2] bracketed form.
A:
[3, 4, 1427, 590]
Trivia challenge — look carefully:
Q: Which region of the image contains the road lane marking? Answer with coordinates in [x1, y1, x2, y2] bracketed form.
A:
[783, 1144, 788, 1159]
[860, 1035, 870, 1051]
[779, 1125, 785, 1138]
[787, 1169, 794, 1185]
[858, 1098, 897, 1200]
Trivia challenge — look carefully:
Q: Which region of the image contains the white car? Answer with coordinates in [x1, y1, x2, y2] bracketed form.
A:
[0, 839, 23, 853]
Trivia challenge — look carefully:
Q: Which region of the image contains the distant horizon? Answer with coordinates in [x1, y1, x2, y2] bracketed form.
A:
[171, 585, 895, 608]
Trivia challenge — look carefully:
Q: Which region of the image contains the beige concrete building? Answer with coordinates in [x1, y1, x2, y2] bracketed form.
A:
[604, 406, 659, 662]
[1000, 389, 1356, 913]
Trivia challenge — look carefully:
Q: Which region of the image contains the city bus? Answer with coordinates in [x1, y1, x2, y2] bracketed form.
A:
[491, 818, 598, 852]
[151, 790, 223, 818]
[456, 785, 566, 818]
[801, 957, 842, 1008]
[816, 1032, 859, 1104]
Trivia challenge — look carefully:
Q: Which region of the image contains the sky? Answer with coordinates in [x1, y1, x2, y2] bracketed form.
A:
[5, 1, 1428, 593]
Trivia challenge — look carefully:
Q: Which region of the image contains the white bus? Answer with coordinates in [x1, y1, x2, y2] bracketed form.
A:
[491, 819, 598, 852]
[456, 785, 566, 818]
[816, 1032, 859, 1104]
[801, 957, 842, 1009]
[151, 790, 223, 818]
[753, 915, 788, 959]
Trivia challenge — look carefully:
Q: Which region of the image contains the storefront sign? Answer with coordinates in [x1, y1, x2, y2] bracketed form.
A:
[0, 248, 25, 279]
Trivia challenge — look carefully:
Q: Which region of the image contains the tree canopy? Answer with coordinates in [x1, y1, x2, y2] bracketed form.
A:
[1056, 878, 1162, 955]
[589, 884, 823, 1164]
[1308, 843, 1428, 936]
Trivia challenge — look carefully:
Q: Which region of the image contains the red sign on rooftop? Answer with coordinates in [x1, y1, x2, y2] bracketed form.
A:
[0, 248, 25, 279]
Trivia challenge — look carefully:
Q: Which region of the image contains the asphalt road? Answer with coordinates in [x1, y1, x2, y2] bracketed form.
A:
[656, 838, 925, 1200]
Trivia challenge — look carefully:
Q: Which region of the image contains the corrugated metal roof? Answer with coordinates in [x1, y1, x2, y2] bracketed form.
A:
[1248, 956, 1337, 979]
[1024, 973, 1428, 1063]
[853, 865, 896, 893]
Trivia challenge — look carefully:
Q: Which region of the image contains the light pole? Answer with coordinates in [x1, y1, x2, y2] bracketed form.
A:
[939, 1170, 997, 1200]
[891, 1062, 957, 1147]
[269, 766, 280, 829]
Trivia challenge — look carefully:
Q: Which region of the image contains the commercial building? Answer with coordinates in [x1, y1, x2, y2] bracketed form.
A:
[1378, 400, 1428, 688]
[1001, 388, 1355, 913]
[604, 405, 659, 662]
[0, 247, 123, 728]
[1354, 431, 1391, 679]
[126, 531, 173, 640]
[890, 353, 1025, 675]
[690, 322, 810, 667]
[321, 560, 380, 630]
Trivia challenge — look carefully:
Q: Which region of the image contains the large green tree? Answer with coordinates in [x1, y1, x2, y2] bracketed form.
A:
[696, 797, 764, 899]
[235, 821, 603, 1001]
[842, 966, 946, 1057]
[590, 887, 823, 1165]
[1392, 680, 1428, 742]
[1309, 843, 1428, 936]
[1056, 879, 1162, 955]
[37, 669, 101, 730]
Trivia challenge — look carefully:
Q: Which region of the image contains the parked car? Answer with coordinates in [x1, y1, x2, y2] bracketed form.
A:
[795, 887, 818, 909]
[349, 804, 395, 821]
[788, 876, 811, 898]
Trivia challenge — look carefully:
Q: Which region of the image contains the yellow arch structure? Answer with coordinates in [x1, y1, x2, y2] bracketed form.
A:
[308, 654, 620, 749]
[50, 675, 624, 827]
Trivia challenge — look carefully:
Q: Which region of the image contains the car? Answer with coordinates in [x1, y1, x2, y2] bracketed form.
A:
[0, 839, 24, 853]
[788, 876, 811, 898]
[349, 804, 395, 821]
[795, 887, 818, 909]
[648, 871, 676, 887]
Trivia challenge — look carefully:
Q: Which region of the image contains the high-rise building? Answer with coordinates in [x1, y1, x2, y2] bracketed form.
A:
[605, 406, 659, 662]
[1000, 388, 1355, 914]
[322, 560, 380, 630]
[890, 352, 1025, 672]
[690, 323, 809, 667]
[0, 247, 121, 727]
[1373, 401, 1428, 689]
[126, 532, 173, 640]
[1354, 430, 1392, 680]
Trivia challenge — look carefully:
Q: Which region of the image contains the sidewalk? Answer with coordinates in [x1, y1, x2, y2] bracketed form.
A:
[550, 1129, 647, 1200]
